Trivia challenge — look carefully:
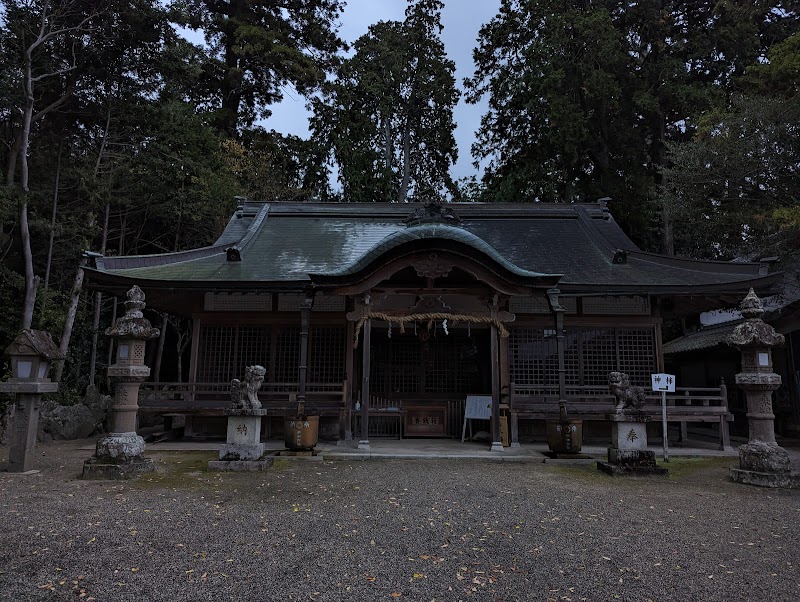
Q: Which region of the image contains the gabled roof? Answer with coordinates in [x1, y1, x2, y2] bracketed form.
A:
[84, 200, 781, 297]
[663, 321, 742, 355]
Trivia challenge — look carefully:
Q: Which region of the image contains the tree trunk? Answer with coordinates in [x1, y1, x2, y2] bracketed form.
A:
[88, 202, 111, 385]
[19, 202, 38, 330]
[397, 120, 411, 203]
[44, 145, 62, 291]
[219, 0, 245, 137]
[104, 297, 117, 391]
[653, 116, 674, 255]
[153, 313, 168, 382]
[53, 256, 87, 383]
[18, 44, 38, 330]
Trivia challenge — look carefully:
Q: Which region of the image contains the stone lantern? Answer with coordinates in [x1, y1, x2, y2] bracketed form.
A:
[0, 330, 64, 472]
[728, 289, 799, 488]
[82, 285, 160, 479]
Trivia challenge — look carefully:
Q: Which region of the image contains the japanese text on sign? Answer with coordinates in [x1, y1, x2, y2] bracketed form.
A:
[651, 373, 676, 392]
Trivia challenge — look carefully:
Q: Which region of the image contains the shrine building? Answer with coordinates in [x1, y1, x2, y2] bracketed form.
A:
[84, 200, 780, 449]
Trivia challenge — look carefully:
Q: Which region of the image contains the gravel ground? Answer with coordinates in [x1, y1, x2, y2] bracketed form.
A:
[1, 440, 798, 602]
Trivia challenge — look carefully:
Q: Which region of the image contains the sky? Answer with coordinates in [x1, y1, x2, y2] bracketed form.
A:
[245, 0, 501, 182]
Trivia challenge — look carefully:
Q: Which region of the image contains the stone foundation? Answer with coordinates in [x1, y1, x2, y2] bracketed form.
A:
[730, 467, 800, 489]
[597, 413, 668, 477]
[82, 457, 155, 479]
[81, 432, 155, 480]
[730, 440, 799, 488]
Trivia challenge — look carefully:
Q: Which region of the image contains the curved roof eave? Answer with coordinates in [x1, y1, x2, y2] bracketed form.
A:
[82, 267, 309, 291]
[310, 223, 562, 282]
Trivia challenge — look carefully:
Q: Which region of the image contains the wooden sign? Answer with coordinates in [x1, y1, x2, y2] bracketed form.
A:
[404, 405, 447, 437]
[464, 395, 493, 420]
[462, 395, 493, 442]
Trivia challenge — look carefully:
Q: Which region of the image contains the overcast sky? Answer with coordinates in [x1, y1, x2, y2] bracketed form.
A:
[258, 0, 501, 182]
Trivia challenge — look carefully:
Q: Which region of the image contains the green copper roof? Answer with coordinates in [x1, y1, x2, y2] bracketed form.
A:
[87, 202, 780, 295]
[316, 223, 558, 280]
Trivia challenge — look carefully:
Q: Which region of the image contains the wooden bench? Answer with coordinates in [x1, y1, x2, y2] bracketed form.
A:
[508, 382, 733, 450]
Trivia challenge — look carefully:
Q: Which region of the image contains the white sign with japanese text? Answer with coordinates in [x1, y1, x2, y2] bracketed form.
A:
[651, 373, 676, 392]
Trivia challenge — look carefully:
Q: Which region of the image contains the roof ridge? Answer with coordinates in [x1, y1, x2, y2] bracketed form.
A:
[224, 203, 271, 261]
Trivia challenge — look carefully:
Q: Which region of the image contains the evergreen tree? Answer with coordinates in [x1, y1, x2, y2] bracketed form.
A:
[172, 0, 346, 137]
[311, 0, 460, 203]
[659, 33, 800, 259]
[465, 0, 798, 251]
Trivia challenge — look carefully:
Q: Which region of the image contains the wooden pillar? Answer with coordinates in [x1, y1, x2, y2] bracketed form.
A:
[359, 317, 372, 449]
[489, 295, 502, 452]
[342, 318, 355, 442]
[358, 295, 372, 450]
[490, 323, 502, 450]
[296, 293, 313, 416]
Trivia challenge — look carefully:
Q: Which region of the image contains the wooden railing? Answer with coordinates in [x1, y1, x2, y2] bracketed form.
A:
[353, 395, 404, 439]
[509, 380, 732, 449]
[138, 381, 348, 416]
[510, 382, 729, 411]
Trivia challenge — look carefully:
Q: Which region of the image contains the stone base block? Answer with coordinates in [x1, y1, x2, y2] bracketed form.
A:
[95, 432, 147, 461]
[609, 448, 657, 466]
[611, 420, 648, 452]
[219, 442, 264, 461]
[730, 468, 800, 489]
[81, 457, 154, 480]
[597, 461, 668, 477]
[208, 458, 274, 472]
[738, 441, 791, 474]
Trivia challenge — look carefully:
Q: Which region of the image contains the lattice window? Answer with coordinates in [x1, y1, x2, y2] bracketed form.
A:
[370, 334, 420, 394]
[197, 324, 271, 384]
[197, 325, 237, 383]
[564, 331, 580, 386]
[509, 326, 656, 388]
[274, 327, 300, 382]
[310, 326, 346, 383]
[580, 329, 618, 386]
[235, 326, 271, 377]
[509, 329, 548, 387]
[424, 337, 456, 393]
[388, 336, 419, 394]
[371, 330, 484, 395]
[616, 328, 656, 387]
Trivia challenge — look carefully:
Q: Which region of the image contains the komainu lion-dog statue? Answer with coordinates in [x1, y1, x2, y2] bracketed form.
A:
[608, 371, 646, 411]
[230, 365, 266, 410]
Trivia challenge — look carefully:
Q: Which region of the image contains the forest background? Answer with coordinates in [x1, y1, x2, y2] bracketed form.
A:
[1, 0, 798, 401]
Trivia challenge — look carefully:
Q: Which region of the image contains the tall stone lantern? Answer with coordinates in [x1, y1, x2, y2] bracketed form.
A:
[0, 330, 64, 472]
[728, 289, 799, 488]
[82, 285, 160, 479]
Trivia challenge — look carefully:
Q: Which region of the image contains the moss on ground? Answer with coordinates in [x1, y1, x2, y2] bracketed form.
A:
[131, 451, 221, 491]
[129, 451, 295, 491]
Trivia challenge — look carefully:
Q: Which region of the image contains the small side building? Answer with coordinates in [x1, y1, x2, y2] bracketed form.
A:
[84, 200, 781, 445]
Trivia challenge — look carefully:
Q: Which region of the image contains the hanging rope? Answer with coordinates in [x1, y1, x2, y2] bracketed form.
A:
[352, 311, 509, 348]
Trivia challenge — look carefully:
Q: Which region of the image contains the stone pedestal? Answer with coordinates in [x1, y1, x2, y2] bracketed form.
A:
[727, 289, 800, 489]
[208, 409, 273, 471]
[220, 410, 266, 460]
[7, 394, 42, 472]
[82, 432, 154, 479]
[598, 413, 667, 476]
